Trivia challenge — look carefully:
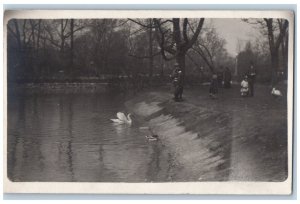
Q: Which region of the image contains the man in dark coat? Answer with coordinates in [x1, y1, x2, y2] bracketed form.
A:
[171, 63, 184, 101]
[223, 67, 232, 88]
[217, 66, 224, 88]
[209, 74, 218, 99]
[246, 63, 257, 96]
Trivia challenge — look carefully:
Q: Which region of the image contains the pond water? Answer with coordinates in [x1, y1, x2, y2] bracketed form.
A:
[7, 93, 171, 182]
[7, 86, 288, 182]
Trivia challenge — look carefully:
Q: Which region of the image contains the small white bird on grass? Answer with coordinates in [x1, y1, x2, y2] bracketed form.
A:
[110, 112, 133, 125]
[271, 87, 283, 97]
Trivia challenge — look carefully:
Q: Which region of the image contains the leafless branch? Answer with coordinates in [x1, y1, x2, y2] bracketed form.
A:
[62, 19, 69, 33]
[191, 46, 215, 73]
[129, 27, 147, 36]
[7, 24, 18, 39]
[186, 53, 203, 72]
[153, 18, 176, 60]
[186, 18, 204, 50]
[65, 26, 85, 38]
[43, 27, 60, 48]
[128, 51, 161, 59]
[128, 18, 155, 28]
[183, 18, 189, 44]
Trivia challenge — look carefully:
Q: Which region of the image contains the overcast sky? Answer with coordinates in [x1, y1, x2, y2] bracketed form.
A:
[208, 18, 262, 56]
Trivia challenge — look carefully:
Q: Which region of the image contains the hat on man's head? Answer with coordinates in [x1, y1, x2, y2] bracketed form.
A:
[174, 62, 179, 67]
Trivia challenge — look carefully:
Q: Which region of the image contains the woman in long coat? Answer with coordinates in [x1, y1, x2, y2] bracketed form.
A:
[223, 67, 232, 88]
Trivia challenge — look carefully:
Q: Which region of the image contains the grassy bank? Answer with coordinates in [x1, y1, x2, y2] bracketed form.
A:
[125, 84, 288, 181]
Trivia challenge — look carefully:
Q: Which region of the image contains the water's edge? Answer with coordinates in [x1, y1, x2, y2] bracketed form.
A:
[125, 90, 287, 182]
[126, 93, 232, 181]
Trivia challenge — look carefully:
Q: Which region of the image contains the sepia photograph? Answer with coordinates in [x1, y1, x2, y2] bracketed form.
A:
[3, 10, 294, 194]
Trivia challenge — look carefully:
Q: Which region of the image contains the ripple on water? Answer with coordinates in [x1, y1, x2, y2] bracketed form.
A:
[7, 93, 171, 182]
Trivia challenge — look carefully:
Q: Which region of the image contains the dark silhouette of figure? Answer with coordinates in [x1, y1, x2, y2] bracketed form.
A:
[209, 74, 218, 99]
[177, 71, 184, 100]
[223, 67, 232, 88]
[171, 63, 184, 101]
[217, 66, 224, 88]
[246, 63, 257, 97]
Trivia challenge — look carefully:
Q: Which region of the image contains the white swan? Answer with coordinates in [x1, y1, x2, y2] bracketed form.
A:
[110, 112, 132, 125]
[271, 88, 283, 97]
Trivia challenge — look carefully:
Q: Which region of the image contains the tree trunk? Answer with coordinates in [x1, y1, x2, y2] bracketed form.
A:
[60, 39, 65, 53]
[70, 19, 74, 76]
[60, 20, 65, 53]
[35, 20, 42, 77]
[36, 20, 41, 52]
[148, 19, 154, 79]
[22, 20, 27, 48]
[264, 18, 288, 86]
[29, 20, 38, 79]
[265, 19, 277, 86]
[12, 19, 22, 49]
[160, 55, 164, 77]
[282, 32, 288, 79]
[177, 52, 186, 81]
[29, 20, 36, 48]
[60, 20, 66, 75]
[270, 50, 279, 86]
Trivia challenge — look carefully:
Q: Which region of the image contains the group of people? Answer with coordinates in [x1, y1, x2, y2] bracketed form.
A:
[209, 66, 232, 98]
[170, 62, 257, 101]
[209, 63, 257, 98]
[210, 63, 257, 98]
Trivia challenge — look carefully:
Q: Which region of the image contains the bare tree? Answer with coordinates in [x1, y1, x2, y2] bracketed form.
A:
[70, 19, 74, 69]
[7, 19, 22, 49]
[243, 18, 289, 86]
[126, 19, 161, 79]
[148, 18, 154, 78]
[129, 18, 205, 82]
[264, 18, 289, 85]
[7, 19, 34, 77]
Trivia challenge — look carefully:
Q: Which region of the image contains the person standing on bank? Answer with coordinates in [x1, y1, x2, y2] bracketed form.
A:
[171, 63, 184, 101]
[217, 66, 224, 88]
[177, 68, 184, 100]
[223, 67, 232, 88]
[246, 62, 257, 97]
[209, 74, 218, 99]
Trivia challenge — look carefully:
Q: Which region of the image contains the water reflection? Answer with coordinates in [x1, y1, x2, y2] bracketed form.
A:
[7, 93, 170, 182]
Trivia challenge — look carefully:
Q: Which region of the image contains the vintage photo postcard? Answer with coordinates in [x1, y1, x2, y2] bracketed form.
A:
[3, 10, 294, 194]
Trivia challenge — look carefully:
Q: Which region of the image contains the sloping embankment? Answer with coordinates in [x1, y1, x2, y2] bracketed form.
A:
[126, 92, 233, 181]
[125, 86, 288, 182]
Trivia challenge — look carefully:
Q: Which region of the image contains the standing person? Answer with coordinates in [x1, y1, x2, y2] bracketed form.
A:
[171, 63, 183, 101]
[209, 74, 218, 99]
[246, 63, 257, 97]
[223, 67, 232, 88]
[177, 68, 184, 100]
[217, 66, 224, 88]
[240, 75, 249, 97]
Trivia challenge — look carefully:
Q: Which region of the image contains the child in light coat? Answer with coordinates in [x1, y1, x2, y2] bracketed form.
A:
[241, 75, 249, 97]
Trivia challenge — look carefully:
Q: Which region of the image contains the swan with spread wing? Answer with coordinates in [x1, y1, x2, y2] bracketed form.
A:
[110, 112, 133, 125]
